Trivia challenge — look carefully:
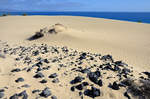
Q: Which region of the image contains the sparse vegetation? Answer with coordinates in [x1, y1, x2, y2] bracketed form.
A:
[23, 13, 27, 16]
[124, 78, 150, 99]
[139, 79, 150, 98]
[0, 13, 11, 17]
[137, 20, 142, 23]
[28, 31, 44, 40]
[2, 14, 7, 16]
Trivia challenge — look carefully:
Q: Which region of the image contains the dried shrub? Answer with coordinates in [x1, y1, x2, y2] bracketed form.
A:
[139, 79, 150, 98]
[126, 78, 150, 99]
[28, 32, 44, 41]
[23, 13, 27, 16]
[2, 14, 7, 16]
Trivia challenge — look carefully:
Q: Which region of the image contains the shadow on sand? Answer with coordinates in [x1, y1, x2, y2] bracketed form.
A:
[27, 32, 44, 41]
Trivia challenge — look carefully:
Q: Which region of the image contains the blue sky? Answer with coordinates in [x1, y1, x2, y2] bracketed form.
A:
[0, 0, 150, 12]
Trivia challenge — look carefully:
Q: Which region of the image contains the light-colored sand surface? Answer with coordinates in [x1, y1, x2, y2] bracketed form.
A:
[0, 16, 150, 99]
[0, 16, 150, 70]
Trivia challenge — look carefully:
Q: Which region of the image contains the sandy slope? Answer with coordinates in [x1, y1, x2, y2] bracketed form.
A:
[0, 16, 150, 99]
[0, 16, 150, 70]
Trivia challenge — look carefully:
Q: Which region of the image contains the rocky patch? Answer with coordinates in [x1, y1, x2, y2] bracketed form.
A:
[0, 40, 148, 99]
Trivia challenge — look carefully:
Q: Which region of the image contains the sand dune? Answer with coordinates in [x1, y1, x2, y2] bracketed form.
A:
[0, 16, 150, 70]
[0, 16, 150, 99]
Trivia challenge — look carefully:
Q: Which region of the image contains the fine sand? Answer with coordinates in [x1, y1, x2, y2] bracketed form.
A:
[0, 16, 150, 70]
[0, 16, 150, 99]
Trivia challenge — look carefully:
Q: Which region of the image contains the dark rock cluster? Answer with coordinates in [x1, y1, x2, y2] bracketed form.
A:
[70, 76, 85, 84]
[88, 71, 102, 86]
[0, 40, 149, 99]
[84, 87, 100, 98]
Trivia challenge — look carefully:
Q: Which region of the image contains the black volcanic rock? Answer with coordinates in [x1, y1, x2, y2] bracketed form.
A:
[95, 71, 101, 77]
[26, 67, 32, 72]
[52, 78, 59, 83]
[33, 72, 44, 78]
[43, 59, 49, 63]
[15, 58, 20, 61]
[43, 66, 51, 70]
[82, 82, 89, 86]
[21, 84, 30, 88]
[62, 47, 69, 53]
[11, 68, 21, 72]
[70, 86, 75, 92]
[84, 87, 100, 98]
[70, 76, 85, 84]
[18, 90, 28, 99]
[124, 92, 131, 99]
[101, 54, 113, 62]
[88, 71, 101, 86]
[32, 50, 39, 56]
[37, 67, 42, 72]
[112, 82, 120, 90]
[79, 92, 83, 96]
[113, 66, 121, 71]
[32, 90, 40, 94]
[75, 84, 84, 90]
[143, 72, 150, 78]
[114, 61, 125, 66]
[80, 68, 91, 74]
[40, 87, 51, 98]
[35, 61, 43, 67]
[15, 77, 24, 83]
[10, 94, 19, 99]
[90, 56, 94, 60]
[101, 55, 113, 61]
[51, 95, 57, 99]
[103, 63, 113, 70]
[40, 79, 47, 83]
[49, 73, 58, 78]
[97, 80, 103, 87]
[109, 82, 120, 90]
[79, 53, 87, 60]
[0, 89, 4, 92]
[122, 68, 131, 75]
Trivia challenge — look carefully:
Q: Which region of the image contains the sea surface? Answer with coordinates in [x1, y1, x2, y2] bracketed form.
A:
[0, 12, 150, 24]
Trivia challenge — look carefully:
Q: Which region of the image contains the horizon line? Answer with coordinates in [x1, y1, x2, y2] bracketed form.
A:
[1, 11, 150, 13]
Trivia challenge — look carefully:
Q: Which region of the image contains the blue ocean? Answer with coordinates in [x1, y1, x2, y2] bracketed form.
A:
[0, 12, 150, 24]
